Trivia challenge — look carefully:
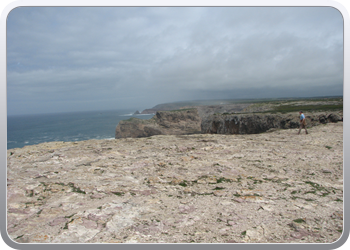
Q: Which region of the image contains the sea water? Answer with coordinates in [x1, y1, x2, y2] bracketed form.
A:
[7, 109, 154, 150]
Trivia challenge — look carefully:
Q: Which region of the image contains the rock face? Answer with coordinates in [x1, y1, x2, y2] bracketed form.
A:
[115, 109, 202, 139]
[201, 111, 343, 135]
[140, 109, 158, 114]
[116, 109, 342, 139]
[7, 122, 343, 243]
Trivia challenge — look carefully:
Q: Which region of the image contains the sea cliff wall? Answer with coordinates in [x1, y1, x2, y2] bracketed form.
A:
[116, 109, 342, 138]
[115, 109, 202, 139]
[201, 111, 343, 134]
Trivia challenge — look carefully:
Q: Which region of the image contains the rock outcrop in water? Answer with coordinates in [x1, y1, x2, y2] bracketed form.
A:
[115, 109, 202, 139]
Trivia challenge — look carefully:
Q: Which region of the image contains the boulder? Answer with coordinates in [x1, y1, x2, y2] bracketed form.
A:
[327, 113, 342, 123]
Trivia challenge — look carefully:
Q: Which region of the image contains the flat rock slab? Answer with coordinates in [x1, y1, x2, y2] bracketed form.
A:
[7, 122, 343, 243]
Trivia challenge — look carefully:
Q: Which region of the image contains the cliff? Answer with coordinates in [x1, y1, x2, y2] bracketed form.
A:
[201, 111, 343, 134]
[115, 109, 202, 139]
[116, 108, 342, 139]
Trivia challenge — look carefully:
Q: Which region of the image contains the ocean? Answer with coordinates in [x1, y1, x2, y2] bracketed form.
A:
[7, 109, 155, 150]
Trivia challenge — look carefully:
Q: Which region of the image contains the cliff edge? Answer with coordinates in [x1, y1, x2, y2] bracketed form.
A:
[116, 98, 343, 138]
[201, 111, 343, 134]
[116, 109, 342, 139]
[115, 109, 202, 139]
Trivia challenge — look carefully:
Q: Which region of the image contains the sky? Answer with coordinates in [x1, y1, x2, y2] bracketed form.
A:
[6, 6, 344, 115]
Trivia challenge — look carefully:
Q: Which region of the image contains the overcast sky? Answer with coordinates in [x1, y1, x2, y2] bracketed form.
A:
[7, 6, 343, 115]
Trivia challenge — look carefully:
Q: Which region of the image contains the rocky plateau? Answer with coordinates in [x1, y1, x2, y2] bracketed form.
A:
[7, 121, 343, 244]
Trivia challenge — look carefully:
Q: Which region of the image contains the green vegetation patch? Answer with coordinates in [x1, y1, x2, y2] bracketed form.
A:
[304, 181, 331, 197]
[293, 218, 306, 223]
[273, 104, 343, 113]
[15, 235, 24, 240]
[167, 108, 197, 112]
[112, 192, 124, 196]
[216, 177, 233, 183]
[65, 213, 76, 219]
[179, 180, 188, 187]
[197, 192, 214, 196]
[63, 219, 74, 230]
[68, 183, 86, 194]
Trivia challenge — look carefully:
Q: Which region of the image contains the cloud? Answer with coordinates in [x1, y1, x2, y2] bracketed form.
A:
[7, 6, 343, 115]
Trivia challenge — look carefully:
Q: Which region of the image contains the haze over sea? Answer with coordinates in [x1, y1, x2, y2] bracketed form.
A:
[7, 109, 154, 150]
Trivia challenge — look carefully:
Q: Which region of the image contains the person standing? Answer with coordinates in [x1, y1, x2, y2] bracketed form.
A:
[298, 111, 308, 134]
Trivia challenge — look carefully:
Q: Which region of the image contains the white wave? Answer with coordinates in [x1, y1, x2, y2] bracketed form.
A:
[119, 113, 133, 116]
[134, 113, 155, 116]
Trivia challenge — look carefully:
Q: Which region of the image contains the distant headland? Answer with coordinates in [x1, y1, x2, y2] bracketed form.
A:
[118, 96, 343, 139]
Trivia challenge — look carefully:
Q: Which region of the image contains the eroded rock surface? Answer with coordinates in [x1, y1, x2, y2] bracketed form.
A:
[116, 108, 342, 139]
[7, 122, 343, 243]
[115, 109, 202, 139]
[201, 111, 343, 134]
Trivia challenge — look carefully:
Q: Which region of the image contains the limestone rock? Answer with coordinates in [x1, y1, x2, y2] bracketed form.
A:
[7, 122, 343, 243]
[115, 109, 202, 139]
[201, 111, 343, 135]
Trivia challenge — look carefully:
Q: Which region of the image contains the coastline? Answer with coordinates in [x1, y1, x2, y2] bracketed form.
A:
[7, 109, 155, 150]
